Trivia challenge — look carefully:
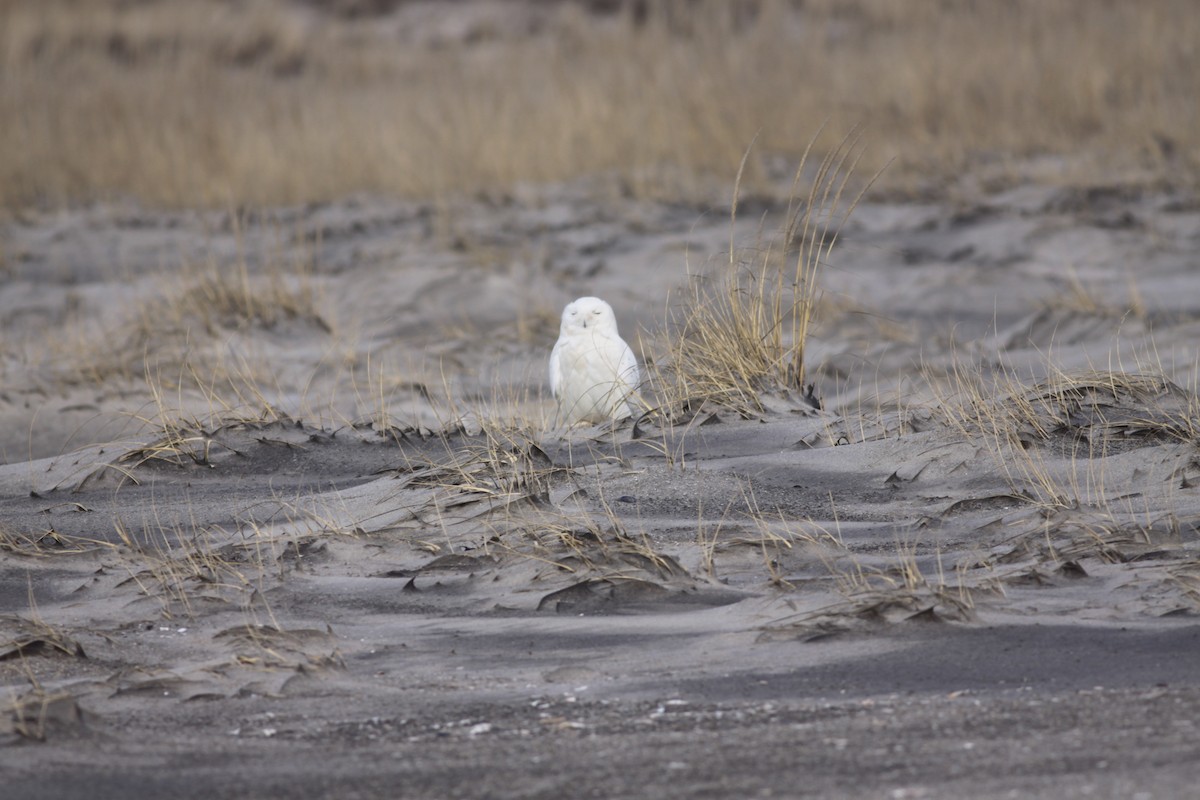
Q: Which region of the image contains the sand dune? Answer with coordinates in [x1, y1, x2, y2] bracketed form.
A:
[3, 173, 1200, 798]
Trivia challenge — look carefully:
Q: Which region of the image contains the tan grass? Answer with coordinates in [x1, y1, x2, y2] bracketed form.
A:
[1041, 266, 1147, 320]
[753, 512, 980, 636]
[0, 524, 115, 557]
[2, 0, 1198, 210]
[58, 228, 326, 392]
[930, 353, 1200, 515]
[655, 128, 876, 415]
[3, 688, 84, 742]
[112, 519, 249, 619]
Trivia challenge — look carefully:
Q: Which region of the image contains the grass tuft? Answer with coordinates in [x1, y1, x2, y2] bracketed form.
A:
[657, 128, 879, 416]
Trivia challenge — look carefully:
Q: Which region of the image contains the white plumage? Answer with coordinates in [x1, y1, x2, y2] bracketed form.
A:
[549, 296, 640, 425]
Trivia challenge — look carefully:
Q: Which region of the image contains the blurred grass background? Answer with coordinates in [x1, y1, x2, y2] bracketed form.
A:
[2, 0, 1197, 210]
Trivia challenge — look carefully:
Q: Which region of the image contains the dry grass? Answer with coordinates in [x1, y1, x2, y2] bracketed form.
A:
[1040, 266, 1147, 320]
[3, 0, 1198, 210]
[653, 129, 874, 416]
[3, 688, 84, 742]
[752, 511, 981, 638]
[0, 524, 114, 557]
[111, 519, 255, 619]
[931, 353, 1200, 514]
[75, 256, 326, 388]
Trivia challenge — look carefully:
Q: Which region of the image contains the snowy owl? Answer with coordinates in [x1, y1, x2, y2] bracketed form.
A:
[549, 296, 640, 425]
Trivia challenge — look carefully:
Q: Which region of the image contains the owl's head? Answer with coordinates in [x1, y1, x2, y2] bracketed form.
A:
[560, 296, 619, 335]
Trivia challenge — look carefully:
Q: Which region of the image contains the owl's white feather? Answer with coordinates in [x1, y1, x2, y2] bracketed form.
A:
[549, 297, 640, 425]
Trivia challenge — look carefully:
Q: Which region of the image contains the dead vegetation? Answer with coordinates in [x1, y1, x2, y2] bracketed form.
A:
[2, 688, 86, 743]
[2, 0, 1198, 210]
[653, 130, 874, 417]
[70, 242, 327, 388]
[932, 360, 1200, 508]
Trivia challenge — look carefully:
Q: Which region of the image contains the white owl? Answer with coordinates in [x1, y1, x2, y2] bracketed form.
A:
[549, 296, 640, 425]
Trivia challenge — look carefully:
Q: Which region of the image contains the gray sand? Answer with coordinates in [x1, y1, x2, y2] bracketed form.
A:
[2, 177, 1200, 798]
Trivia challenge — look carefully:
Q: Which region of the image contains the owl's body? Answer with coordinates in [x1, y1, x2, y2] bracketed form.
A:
[549, 297, 640, 425]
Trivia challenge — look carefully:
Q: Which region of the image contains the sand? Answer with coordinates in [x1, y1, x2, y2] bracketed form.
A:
[2, 175, 1200, 799]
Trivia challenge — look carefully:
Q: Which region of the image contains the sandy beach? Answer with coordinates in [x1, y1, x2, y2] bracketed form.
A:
[3, 2, 1200, 798]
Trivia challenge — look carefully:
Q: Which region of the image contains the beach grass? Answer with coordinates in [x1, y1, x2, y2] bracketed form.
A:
[3, 0, 1197, 211]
